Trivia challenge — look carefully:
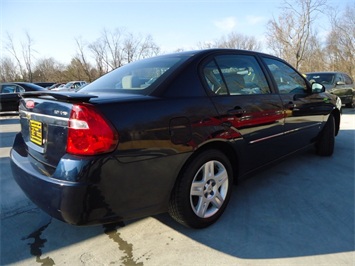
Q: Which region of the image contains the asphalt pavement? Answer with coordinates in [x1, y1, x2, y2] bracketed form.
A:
[0, 109, 354, 266]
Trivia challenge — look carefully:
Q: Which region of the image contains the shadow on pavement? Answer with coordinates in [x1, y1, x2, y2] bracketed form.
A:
[156, 136, 355, 258]
[1, 113, 354, 264]
[0, 132, 17, 148]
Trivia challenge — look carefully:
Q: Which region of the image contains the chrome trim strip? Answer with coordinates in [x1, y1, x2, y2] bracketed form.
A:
[250, 123, 322, 144]
[20, 110, 69, 127]
[20, 110, 69, 122]
[249, 132, 285, 144]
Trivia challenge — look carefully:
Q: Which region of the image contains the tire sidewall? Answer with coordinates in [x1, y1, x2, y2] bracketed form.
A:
[177, 149, 233, 228]
[316, 114, 335, 156]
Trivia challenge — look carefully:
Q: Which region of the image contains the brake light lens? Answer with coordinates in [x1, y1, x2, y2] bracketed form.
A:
[67, 104, 119, 155]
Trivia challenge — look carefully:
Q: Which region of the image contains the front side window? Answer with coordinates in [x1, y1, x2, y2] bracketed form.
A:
[17, 85, 25, 93]
[343, 73, 353, 85]
[203, 54, 271, 95]
[264, 57, 307, 94]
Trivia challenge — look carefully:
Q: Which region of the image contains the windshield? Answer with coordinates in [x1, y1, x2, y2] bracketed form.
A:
[80, 54, 190, 95]
[306, 73, 335, 85]
[64, 82, 74, 88]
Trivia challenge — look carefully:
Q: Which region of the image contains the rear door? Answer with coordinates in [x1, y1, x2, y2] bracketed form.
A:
[0, 84, 20, 112]
[201, 52, 285, 172]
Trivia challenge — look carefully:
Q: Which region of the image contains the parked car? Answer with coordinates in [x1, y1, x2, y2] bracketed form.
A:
[0, 82, 46, 112]
[11, 49, 341, 229]
[305, 72, 354, 108]
[34, 82, 56, 88]
[47, 83, 66, 90]
[52, 81, 87, 91]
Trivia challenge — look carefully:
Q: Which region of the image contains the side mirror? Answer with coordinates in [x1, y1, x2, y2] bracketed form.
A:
[312, 82, 325, 93]
[336, 81, 345, 86]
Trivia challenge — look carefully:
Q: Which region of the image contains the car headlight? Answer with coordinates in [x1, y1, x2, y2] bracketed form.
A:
[336, 96, 342, 110]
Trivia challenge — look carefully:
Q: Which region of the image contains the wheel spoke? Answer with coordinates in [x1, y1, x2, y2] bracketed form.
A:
[190, 181, 205, 196]
[196, 197, 209, 217]
[202, 161, 214, 181]
[211, 191, 224, 209]
[215, 169, 228, 187]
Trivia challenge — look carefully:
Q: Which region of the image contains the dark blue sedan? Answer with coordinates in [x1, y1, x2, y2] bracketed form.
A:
[11, 49, 341, 228]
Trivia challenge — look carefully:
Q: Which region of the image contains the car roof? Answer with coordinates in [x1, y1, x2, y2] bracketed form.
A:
[306, 71, 345, 74]
[0, 82, 46, 90]
[164, 48, 276, 58]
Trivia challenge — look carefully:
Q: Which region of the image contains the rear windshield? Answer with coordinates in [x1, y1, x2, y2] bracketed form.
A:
[80, 54, 190, 95]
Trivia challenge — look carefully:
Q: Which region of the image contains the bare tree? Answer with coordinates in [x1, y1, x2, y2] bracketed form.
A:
[217, 32, 262, 51]
[0, 57, 20, 82]
[88, 38, 108, 76]
[74, 37, 97, 82]
[21, 31, 37, 82]
[88, 28, 125, 72]
[63, 58, 90, 81]
[4, 31, 37, 81]
[197, 32, 262, 51]
[266, 0, 327, 70]
[4, 33, 26, 80]
[122, 33, 160, 64]
[326, 3, 355, 78]
[300, 32, 327, 73]
[88, 28, 160, 75]
[32, 58, 65, 82]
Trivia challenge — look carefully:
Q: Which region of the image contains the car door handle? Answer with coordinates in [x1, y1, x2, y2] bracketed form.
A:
[286, 101, 296, 110]
[227, 107, 246, 116]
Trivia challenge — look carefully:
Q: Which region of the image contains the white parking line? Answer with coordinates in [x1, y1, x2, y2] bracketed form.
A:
[0, 147, 11, 158]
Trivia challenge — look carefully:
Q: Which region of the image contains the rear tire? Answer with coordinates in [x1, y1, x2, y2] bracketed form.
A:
[345, 102, 354, 108]
[168, 149, 233, 228]
[316, 114, 335, 156]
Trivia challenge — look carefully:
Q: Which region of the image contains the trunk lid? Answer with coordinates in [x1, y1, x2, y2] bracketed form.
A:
[19, 92, 98, 168]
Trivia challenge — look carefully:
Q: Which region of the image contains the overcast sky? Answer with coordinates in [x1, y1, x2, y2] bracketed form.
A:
[1, 0, 352, 64]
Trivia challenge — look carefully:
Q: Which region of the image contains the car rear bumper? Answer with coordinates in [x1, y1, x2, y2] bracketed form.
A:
[10, 148, 97, 225]
[10, 136, 187, 225]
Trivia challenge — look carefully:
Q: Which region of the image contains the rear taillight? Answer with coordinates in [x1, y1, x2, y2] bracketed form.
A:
[67, 104, 119, 155]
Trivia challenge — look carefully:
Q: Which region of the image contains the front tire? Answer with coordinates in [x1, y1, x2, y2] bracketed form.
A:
[316, 114, 335, 156]
[168, 149, 233, 228]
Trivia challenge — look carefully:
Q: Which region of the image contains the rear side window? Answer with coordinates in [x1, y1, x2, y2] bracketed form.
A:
[203, 54, 271, 95]
[263, 57, 307, 94]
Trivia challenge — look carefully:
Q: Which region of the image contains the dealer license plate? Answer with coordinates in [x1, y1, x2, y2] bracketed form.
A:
[29, 120, 43, 146]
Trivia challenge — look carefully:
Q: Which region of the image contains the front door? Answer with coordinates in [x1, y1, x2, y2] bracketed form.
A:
[262, 56, 330, 151]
